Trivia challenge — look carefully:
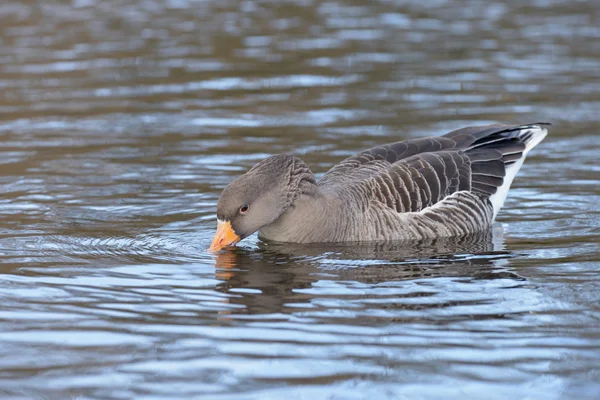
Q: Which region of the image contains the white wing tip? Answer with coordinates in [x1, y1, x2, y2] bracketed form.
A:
[522, 124, 549, 156]
[489, 124, 549, 220]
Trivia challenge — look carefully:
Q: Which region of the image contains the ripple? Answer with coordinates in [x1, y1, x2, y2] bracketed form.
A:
[1, 0, 599, 399]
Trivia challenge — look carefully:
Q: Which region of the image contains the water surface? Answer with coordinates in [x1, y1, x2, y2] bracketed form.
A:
[1, 0, 599, 399]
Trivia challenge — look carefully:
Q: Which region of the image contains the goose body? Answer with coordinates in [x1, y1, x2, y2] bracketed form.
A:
[209, 123, 548, 251]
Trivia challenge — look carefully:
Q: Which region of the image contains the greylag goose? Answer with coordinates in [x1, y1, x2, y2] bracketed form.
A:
[209, 123, 548, 251]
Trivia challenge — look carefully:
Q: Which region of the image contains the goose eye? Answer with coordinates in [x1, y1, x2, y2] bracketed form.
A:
[240, 204, 249, 213]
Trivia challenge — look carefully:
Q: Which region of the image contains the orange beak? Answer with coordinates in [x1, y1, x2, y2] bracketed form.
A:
[208, 220, 241, 252]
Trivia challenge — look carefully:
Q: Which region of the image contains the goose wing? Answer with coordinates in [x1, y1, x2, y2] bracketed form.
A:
[318, 136, 457, 188]
[318, 123, 549, 215]
[363, 148, 506, 213]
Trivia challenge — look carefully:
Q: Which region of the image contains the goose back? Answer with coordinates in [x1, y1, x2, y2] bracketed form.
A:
[312, 123, 548, 241]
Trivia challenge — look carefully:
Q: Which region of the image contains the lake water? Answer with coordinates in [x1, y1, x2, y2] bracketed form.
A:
[1, 0, 599, 399]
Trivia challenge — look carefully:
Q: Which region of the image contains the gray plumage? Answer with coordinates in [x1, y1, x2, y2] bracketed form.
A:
[215, 123, 549, 245]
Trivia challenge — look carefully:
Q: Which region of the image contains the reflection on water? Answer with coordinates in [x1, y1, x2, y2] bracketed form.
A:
[214, 229, 518, 315]
[1, 0, 600, 398]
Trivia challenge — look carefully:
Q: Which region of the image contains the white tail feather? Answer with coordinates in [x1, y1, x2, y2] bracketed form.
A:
[489, 125, 548, 220]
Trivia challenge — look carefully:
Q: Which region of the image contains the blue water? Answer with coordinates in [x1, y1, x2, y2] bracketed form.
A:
[1, 0, 599, 398]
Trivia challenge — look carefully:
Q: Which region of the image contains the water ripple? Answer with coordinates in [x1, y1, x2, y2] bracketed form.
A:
[1, 0, 599, 399]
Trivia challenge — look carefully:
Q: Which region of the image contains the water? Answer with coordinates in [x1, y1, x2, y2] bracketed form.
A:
[1, 0, 599, 398]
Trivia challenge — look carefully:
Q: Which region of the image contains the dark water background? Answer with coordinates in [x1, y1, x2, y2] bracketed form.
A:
[1, 0, 599, 399]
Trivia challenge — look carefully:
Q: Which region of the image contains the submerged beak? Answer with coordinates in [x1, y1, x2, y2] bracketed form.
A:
[208, 220, 241, 252]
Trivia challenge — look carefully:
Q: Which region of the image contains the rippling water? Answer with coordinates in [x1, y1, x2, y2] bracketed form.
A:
[1, 0, 599, 398]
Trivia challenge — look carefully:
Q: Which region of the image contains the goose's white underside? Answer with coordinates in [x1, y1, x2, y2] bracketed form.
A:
[488, 125, 548, 220]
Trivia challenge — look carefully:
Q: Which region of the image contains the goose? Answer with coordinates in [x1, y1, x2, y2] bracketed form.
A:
[209, 123, 548, 252]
